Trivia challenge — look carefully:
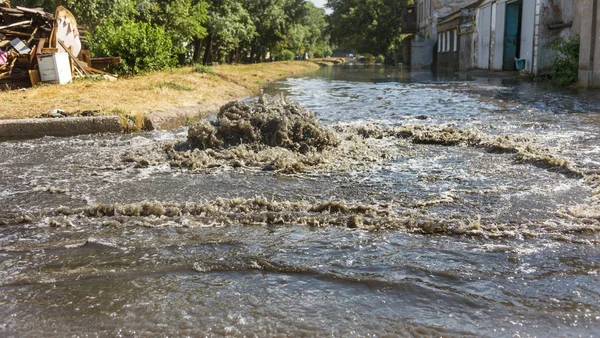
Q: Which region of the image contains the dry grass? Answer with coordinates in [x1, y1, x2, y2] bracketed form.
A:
[0, 61, 321, 120]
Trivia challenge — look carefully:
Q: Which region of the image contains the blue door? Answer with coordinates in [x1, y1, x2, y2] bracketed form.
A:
[503, 2, 521, 70]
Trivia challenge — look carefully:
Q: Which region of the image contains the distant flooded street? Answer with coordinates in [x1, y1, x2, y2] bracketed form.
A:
[1, 65, 599, 337]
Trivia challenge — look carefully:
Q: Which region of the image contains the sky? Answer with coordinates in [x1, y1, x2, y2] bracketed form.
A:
[310, 0, 327, 8]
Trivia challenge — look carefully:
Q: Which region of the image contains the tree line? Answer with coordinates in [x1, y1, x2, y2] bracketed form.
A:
[12, 0, 331, 74]
[11, 0, 412, 73]
[326, 0, 411, 62]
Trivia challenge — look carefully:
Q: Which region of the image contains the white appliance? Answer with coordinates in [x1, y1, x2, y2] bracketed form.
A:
[37, 53, 72, 84]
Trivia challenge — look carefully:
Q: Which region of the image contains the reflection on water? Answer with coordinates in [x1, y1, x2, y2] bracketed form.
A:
[0, 66, 599, 337]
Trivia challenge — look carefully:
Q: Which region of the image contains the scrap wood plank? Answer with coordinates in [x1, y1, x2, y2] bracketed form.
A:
[15, 6, 53, 20]
[0, 7, 25, 15]
[84, 65, 118, 78]
[0, 29, 30, 37]
[26, 26, 37, 44]
[91, 56, 121, 70]
[0, 19, 31, 30]
[0, 57, 17, 79]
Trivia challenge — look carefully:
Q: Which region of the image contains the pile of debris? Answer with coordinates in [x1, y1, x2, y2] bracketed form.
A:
[0, 1, 119, 89]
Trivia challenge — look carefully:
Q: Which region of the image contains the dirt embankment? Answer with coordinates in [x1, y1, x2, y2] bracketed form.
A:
[0, 61, 324, 127]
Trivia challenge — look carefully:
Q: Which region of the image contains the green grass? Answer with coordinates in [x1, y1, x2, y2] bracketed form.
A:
[193, 64, 215, 74]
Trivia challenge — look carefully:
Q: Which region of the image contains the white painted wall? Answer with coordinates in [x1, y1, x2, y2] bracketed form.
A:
[520, 0, 537, 73]
[477, 5, 492, 69]
[493, 2, 506, 71]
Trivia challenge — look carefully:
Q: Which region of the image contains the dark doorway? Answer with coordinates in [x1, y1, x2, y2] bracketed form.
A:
[503, 1, 522, 70]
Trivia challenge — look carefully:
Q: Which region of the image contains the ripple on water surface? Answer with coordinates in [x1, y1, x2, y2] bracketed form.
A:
[0, 68, 599, 337]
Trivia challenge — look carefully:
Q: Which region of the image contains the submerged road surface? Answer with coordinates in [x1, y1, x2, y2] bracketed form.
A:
[0, 66, 599, 337]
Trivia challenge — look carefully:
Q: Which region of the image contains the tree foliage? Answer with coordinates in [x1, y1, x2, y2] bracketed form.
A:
[327, 0, 409, 58]
[12, 0, 332, 70]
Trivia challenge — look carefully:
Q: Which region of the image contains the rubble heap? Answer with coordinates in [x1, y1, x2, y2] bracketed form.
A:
[0, 2, 55, 88]
[0, 1, 119, 89]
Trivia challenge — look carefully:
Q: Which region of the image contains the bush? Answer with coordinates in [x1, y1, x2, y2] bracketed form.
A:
[363, 53, 376, 64]
[89, 20, 176, 75]
[551, 34, 580, 86]
[276, 49, 296, 61]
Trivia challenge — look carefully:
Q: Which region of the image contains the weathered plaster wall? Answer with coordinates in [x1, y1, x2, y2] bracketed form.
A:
[534, 0, 576, 74]
[520, 0, 537, 73]
[411, 37, 436, 67]
[417, 0, 480, 39]
[493, 2, 506, 71]
[435, 0, 482, 18]
[459, 32, 476, 70]
[578, 0, 600, 87]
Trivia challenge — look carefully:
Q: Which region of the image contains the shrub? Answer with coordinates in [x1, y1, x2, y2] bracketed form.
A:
[276, 49, 296, 61]
[89, 20, 176, 75]
[551, 34, 580, 86]
[363, 53, 376, 64]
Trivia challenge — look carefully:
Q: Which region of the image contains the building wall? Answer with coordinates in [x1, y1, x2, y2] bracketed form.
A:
[578, 0, 600, 87]
[411, 37, 436, 67]
[459, 32, 476, 70]
[416, 0, 435, 38]
[534, 0, 577, 74]
[417, 0, 481, 39]
[476, 4, 492, 69]
[492, 2, 505, 70]
[520, 0, 537, 73]
[436, 27, 461, 70]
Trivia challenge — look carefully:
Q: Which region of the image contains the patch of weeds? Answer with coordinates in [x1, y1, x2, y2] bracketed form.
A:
[73, 75, 108, 83]
[193, 64, 214, 74]
[157, 81, 193, 91]
[185, 115, 204, 126]
[113, 109, 146, 132]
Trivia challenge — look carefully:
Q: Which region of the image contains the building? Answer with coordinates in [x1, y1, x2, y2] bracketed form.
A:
[409, 0, 599, 87]
[578, 0, 600, 87]
[469, 0, 577, 74]
[411, 0, 480, 67]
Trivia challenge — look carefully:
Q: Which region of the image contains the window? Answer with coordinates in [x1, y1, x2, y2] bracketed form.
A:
[438, 33, 441, 52]
[453, 30, 458, 52]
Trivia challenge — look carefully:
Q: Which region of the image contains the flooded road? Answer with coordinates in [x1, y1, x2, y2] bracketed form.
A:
[1, 66, 599, 337]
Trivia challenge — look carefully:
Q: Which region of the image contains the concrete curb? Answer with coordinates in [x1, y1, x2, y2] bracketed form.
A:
[145, 102, 225, 131]
[0, 116, 122, 141]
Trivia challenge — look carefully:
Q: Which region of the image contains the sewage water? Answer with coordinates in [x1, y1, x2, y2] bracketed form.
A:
[1, 66, 599, 337]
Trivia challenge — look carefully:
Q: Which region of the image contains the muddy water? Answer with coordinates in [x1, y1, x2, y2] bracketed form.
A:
[1, 66, 599, 337]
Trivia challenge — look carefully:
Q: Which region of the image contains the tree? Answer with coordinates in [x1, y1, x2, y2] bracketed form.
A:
[199, 0, 256, 64]
[327, 0, 408, 58]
